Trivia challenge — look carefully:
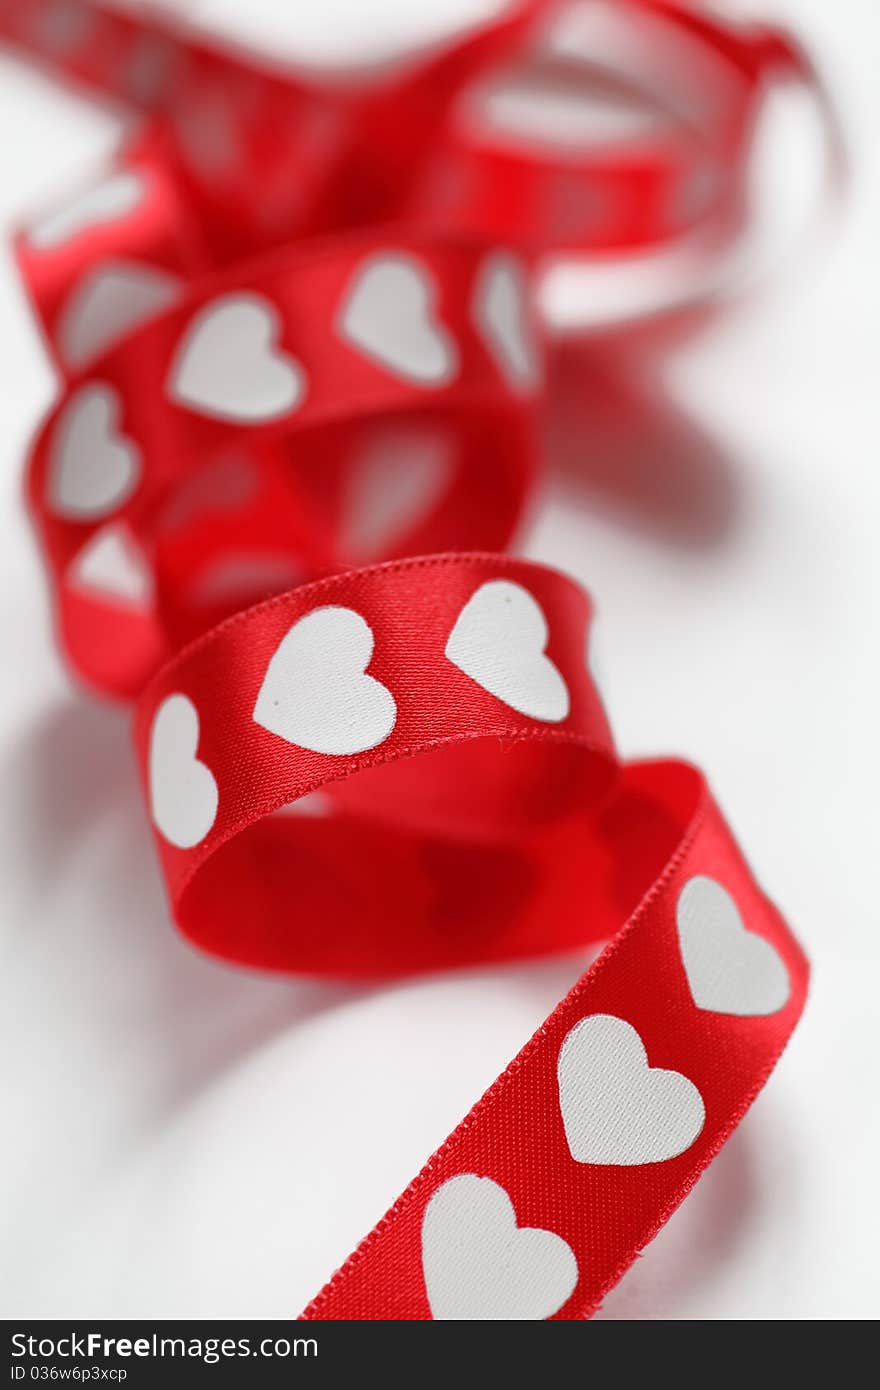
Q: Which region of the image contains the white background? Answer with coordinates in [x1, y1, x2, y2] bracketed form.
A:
[0, 1, 877, 1319]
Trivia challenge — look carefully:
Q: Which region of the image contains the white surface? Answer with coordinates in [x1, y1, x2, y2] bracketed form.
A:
[1, 1, 878, 1320]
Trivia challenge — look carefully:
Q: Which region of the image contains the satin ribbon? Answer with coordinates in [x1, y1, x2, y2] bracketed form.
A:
[3, 0, 812, 1320]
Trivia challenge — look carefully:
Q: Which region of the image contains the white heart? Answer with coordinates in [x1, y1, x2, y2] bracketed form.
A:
[125, 32, 178, 106]
[422, 1175, 578, 1320]
[467, 68, 663, 148]
[173, 91, 243, 178]
[473, 252, 541, 392]
[191, 551, 303, 609]
[27, 0, 95, 60]
[159, 453, 257, 533]
[47, 383, 141, 520]
[344, 424, 452, 559]
[58, 261, 182, 368]
[253, 606, 396, 755]
[445, 580, 569, 722]
[676, 875, 790, 1016]
[558, 1014, 705, 1165]
[149, 694, 218, 850]
[338, 253, 458, 386]
[29, 171, 145, 251]
[68, 524, 153, 608]
[168, 293, 306, 422]
[275, 790, 333, 819]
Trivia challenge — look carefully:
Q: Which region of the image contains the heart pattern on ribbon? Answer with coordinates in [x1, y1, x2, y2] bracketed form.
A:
[558, 1014, 705, 1165]
[169, 292, 306, 421]
[7, 0, 813, 1324]
[253, 606, 397, 755]
[148, 693, 218, 849]
[68, 523, 153, 607]
[446, 579, 570, 722]
[421, 1174, 578, 1320]
[47, 383, 141, 519]
[473, 251, 541, 391]
[338, 253, 458, 385]
[676, 876, 790, 1016]
[58, 260, 182, 368]
[343, 425, 452, 559]
[28, 170, 145, 250]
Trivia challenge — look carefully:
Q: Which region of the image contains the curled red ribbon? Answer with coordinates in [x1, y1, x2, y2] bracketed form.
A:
[3, 0, 814, 1320]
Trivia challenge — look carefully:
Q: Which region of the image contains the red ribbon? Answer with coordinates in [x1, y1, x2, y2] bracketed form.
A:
[2, 0, 813, 1319]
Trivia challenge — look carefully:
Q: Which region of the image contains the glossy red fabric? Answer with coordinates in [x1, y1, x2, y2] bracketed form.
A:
[2, 0, 812, 1320]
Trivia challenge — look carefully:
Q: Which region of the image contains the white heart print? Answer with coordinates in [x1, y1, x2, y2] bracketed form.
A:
[68, 524, 153, 607]
[445, 580, 570, 722]
[29, 171, 145, 250]
[168, 293, 306, 422]
[338, 253, 458, 385]
[191, 551, 303, 609]
[558, 1014, 705, 1165]
[47, 383, 141, 520]
[58, 260, 182, 368]
[149, 694, 218, 849]
[473, 252, 541, 391]
[253, 606, 397, 755]
[125, 31, 177, 106]
[344, 424, 452, 558]
[677, 875, 790, 1016]
[173, 90, 242, 178]
[275, 790, 333, 819]
[422, 1175, 578, 1320]
[27, 0, 96, 61]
